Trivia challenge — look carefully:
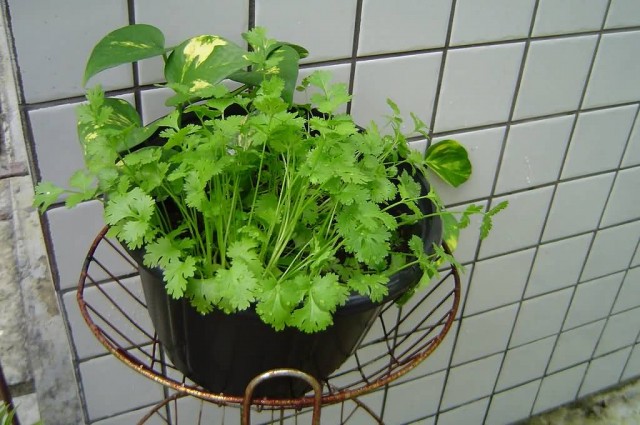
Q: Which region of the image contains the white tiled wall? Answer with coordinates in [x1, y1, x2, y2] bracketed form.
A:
[6, 0, 640, 423]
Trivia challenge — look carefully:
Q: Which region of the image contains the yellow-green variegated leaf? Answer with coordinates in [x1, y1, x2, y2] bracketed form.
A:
[84, 24, 165, 86]
[441, 212, 459, 253]
[78, 98, 153, 153]
[164, 35, 249, 96]
[425, 139, 472, 187]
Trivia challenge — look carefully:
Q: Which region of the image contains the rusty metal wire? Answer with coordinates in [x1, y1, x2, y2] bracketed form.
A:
[78, 226, 459, 414]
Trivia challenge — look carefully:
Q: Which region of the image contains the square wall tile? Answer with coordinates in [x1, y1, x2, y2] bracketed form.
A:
[513, 36, 597, 120]
[606, 0, 640, 28]
[8, 0, 131, 103]
[255, 0, 357, 63]
[46, 201, 136, 289]
[63, 277, 152, 360]
[438, 397, 490, 425]
[29, 103, 85, 189]
[140, 87, 174, 125]
[435, 43, 524, 132]
[351, 53, 441, 134]
[613, 267, 640, 313]
[510, 287, 573, 347]
[479, 187, 554, 259]
[562, 105, 637, 179]
[584, 31, 640, 108]
[450, 0, 535, 46]
[358, 0, 451, 55]
[602, 167, 640, 227]
[543, 173, 615, 242]
[486, 380, 540, 425]
[533, 0, 608, 36]
[441, 353, 503, 409]
[595, 307, 640, 356]
[526, 234, 592, 298]
[533, 363, 588, 414]
[385, 371, 446, 423]
[497, 336, 555, 391]
[430, 127, 505, 205]
[582, 220, 640, 281]
[496, 115, 574, 194]
[465, 248, 535, 315]
[622, 343, 640, 380]
[453, 303, 518, 365]
[134, 0, 248, 84]
[622, 113, 640, 167]
[579, 347, 631, 397]
[563, 273, 624, 330]
[79, 354, 164, 420]
[549, 320, 606, 373]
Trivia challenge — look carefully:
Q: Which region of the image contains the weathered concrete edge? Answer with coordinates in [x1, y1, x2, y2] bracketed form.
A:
[0, 3, 84, 424]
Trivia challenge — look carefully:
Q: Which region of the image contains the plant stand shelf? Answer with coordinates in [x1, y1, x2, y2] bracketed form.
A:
[77, 227, 460, 424]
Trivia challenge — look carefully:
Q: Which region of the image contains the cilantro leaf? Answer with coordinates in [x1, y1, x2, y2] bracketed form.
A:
[163, 256, 196, 298]
[33, 182, 64, 212]
[256, 277, 305, 330]
[144, 235, 183, 268]
[287, 274, 349, 333]
[481, 201, 509, 239]
[348, 273, 389, 303]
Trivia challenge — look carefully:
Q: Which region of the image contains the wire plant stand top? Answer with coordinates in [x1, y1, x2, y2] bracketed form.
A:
[77, 226, 460, 411]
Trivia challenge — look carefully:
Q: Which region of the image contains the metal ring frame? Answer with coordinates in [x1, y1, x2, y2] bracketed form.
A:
[77, 226, 460, 412]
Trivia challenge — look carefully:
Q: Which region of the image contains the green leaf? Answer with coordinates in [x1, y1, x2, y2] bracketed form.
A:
[256, 277, 305, 331]
[144, 235, 183, 269]
[269, 45, 300, 104]
[481, 200, 509, 239]
[33, 182, 64, 212]
[425, 139, 472, 187]
[348, 273, 389, 303]
[164, 35, 249, 95]
[305, 70, 351, 115]
[84, 24, 165, 85]
[163, 256, 196, 298]
[287, 274, 349, 333]
[440, 212, 460, 253]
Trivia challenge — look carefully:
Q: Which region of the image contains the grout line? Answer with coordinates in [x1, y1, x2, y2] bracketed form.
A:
[618, 239, 640, 382]
[575, 104, 640, 397]
[430, 1, 460, 422]
[16, 25, 640, 111]
[529, 2, 616, 414]
[427, 0, 457, 142]
[127, 0, 143, 125]
[431, 100, 640, 138]
[477, 1, 544, 419]
[345, 0, 363, 115]
[248, 0, 255, 31]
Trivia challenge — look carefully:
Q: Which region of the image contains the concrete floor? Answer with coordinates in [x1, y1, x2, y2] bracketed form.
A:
[525, 378, 640, 425]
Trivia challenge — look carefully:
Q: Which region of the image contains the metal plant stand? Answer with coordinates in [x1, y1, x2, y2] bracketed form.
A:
[77, 227, 460, 424]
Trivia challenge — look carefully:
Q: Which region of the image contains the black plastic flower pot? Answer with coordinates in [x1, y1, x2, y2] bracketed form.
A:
[131, 171, 442, 398]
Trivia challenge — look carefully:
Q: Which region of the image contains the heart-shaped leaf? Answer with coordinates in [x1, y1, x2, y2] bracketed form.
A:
[78, 98, 154, 153]
[84, 24, 165, 85]
[425, 139, 472, 187]
[164, 35, 249, 96]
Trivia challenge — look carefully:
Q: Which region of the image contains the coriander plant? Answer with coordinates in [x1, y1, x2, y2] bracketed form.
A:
[34, 25, 506, 333]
